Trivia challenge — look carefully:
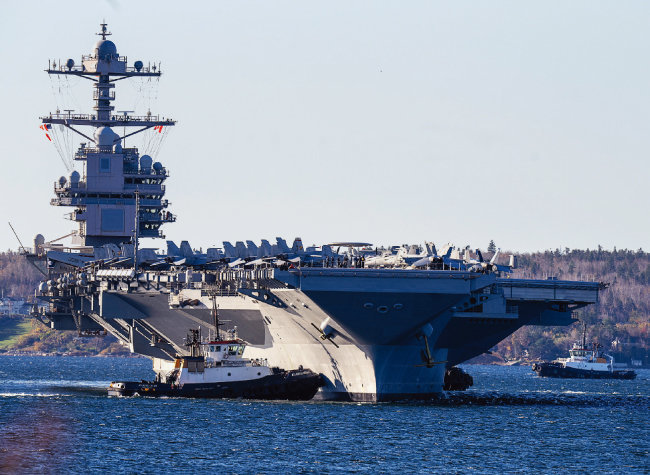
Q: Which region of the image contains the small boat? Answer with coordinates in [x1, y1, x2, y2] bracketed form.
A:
[109, 328, 323, 400]
[532, 325, 636, 380]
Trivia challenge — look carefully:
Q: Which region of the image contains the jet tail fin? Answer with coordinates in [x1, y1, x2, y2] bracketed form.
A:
[259, 239, 273, 257]
[424, 242, 437, 257]
[246, 240, 259, 257]
[166, 240, 181, 257]
[490, 248, 500, 265]
[276, 237, 290, 253]
[223, 241, 237, 258]
[235, 241, 248, 258]
[180, 241, 194, 258]
[292, 237, 304, 252]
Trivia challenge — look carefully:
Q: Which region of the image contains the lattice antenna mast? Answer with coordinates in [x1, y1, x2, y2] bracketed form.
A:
[42, 23, 175, 144]
[97, 21, 111, 40]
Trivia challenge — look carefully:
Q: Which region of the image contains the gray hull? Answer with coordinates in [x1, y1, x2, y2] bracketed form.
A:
[39, 268, 602, 401]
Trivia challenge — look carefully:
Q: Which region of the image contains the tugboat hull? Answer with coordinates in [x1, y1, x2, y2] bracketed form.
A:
[532, 362, 636, 380]
[108, 369, 323, 400]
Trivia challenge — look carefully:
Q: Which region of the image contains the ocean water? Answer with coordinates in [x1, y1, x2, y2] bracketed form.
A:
[0, 356, 647, 474]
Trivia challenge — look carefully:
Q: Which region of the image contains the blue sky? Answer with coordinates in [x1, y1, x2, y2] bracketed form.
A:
[1, 1, 648, 253]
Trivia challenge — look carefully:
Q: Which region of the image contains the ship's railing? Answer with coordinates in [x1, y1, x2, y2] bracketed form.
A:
[76, 147, 142, 158]
[108, 114, 173, 122]
[199, 288, 239, 297]
[81, 54, 129, 63]
[54, 182, 87, 192]
[42, 112, 173, 123]
[44, 112, 98, 121]
[140, 211, 175, 223]
[212, 268, 277, 284]
[51, 196, 169, 207]
[50, 56, 161, 75]
[166, 270, 277, 290]
[123, 169, 169, 177]
[54, 188, 169, 203]
[124, 66, 159, 74]
[124, 184, 166, 193]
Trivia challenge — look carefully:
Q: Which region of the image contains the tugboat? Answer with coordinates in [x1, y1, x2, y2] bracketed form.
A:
[532, 325, 636, 380]
[109, 300, 323, 399]
[109, 328, 323, 399]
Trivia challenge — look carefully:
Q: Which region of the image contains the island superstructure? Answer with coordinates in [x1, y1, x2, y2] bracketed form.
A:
[31, 24, 604, 401]
[44, 23, 175, 248]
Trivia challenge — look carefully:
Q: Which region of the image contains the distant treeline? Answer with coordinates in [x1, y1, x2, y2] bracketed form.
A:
[0, 251, 42, 299]
[0, 248, 648, 362]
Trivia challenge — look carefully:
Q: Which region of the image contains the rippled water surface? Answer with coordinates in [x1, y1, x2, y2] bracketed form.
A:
[0, 356, 648, 473]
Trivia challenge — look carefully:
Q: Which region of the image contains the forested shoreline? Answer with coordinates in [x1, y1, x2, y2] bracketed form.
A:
[1, 247, 648, 363]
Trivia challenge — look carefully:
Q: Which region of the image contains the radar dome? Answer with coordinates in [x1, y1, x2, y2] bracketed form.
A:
[94, 127, 119, 147]
[69, 170, 80, 184]
[153, 162, 163, 171]
[34, 234, 45, 248]
[94, 40, 118, 60]
[66, 58, 75, 70]
[58, 176, 67, 187]
[134, 60, 143, 71]
[140, 155, 153, 171]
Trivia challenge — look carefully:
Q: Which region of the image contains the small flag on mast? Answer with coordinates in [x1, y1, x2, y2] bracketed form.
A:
[40, 124, 52, 141]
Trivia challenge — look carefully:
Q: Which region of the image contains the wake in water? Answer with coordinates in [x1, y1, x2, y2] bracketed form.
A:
[402, 391, 650, 408]
[0, 392, 73, 398]
[50, 385, 108, 397]
[0, 379, 110, 398]
[3, 387, 648, 409]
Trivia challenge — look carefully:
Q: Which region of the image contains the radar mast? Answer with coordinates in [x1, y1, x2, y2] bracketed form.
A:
[42, 24, 176, 247]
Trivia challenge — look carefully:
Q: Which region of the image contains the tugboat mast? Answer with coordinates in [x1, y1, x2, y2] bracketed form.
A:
[211, 295, 223, 341]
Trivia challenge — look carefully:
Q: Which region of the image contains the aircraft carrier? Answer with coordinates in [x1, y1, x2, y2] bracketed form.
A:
[30, 24, 603, 401]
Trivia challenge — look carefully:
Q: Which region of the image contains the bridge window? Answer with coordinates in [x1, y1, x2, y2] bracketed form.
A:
[100, 209, 124, 232]
[100, 157, 111, 172]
